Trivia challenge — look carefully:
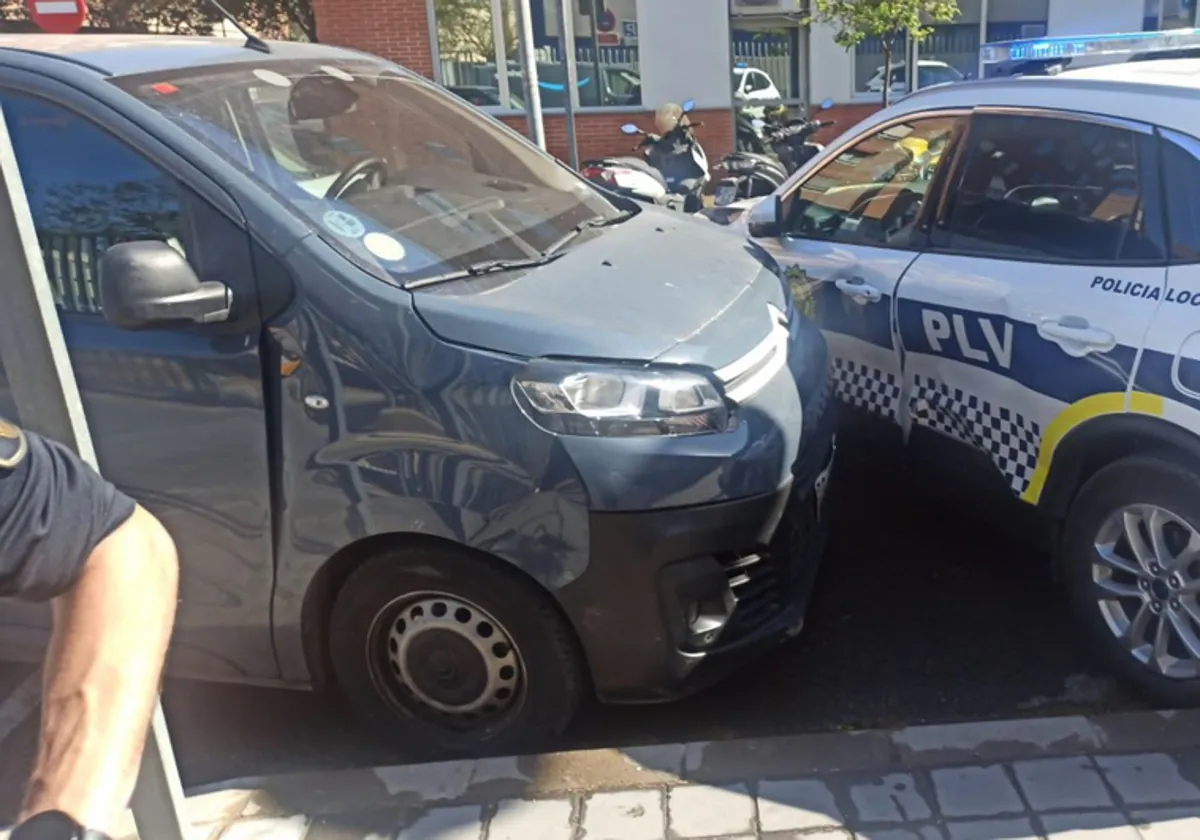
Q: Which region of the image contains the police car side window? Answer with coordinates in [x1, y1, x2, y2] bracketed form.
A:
[1160, 131, 1200, 264]
[0, 93, 185, 316]
[784, 115, 961, 248]
[937, 114, 1165, 264]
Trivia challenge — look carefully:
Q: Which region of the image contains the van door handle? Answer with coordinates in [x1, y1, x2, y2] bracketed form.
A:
[834, 276, 882, 303]
[1037, 316, 1116, 357]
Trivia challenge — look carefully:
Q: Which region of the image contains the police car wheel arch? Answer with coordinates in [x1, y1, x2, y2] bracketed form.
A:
[1062, 454, 1200, 699]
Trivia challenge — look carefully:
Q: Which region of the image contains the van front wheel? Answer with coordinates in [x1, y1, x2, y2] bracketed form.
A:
[328, 546, 583, 755]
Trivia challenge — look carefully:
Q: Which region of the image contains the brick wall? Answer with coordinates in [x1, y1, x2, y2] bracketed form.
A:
[312, 0, 733, 179]
[312, 0, 435, 78]
[813, 103, 884, 145]
[310, 0, 871, 182]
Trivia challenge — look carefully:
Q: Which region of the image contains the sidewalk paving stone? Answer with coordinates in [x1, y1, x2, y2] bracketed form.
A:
[1012, 758, 1113, 811]
[1039, 811, 1140, 839]
[668, 784, 756, 838]
[20, 711, 1200, 840]
[1095, 754, 1200, 805]
[580, 789, 663, 840]
[848, 773, 932, 823]
[756, 779, 842, 831]
[929, 765, 1024, 818]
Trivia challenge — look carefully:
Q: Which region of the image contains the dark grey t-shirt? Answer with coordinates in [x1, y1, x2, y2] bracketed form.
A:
[0, 418, 136, 602]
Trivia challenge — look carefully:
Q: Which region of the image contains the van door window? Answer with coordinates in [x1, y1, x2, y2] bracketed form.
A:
[0, 93, 186, 315]
[935, 113, 1166, 264]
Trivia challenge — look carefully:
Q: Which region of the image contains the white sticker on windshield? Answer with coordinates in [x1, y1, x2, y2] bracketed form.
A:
[253, 68, 293, 88]
[323, 210, 366, 239]
[320, 65, 355, 82]
[363, 232, 406, 262]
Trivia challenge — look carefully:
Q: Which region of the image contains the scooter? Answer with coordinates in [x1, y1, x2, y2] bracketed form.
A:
[735, 107, 772, 154]
[714, 98, 836, 207]
[579, 98, 710, 214]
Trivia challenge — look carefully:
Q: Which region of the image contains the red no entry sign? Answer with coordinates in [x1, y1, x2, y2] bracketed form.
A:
[27, 0, 86, 34]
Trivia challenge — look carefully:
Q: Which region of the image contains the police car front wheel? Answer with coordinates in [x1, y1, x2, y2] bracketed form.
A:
[1062, 455, 1200, 705]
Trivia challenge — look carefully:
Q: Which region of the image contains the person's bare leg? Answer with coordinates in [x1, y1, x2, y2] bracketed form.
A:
[20, 505, 179, 835]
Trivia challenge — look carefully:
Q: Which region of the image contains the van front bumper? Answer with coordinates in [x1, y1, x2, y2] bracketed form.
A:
[553, 423, 836, 704]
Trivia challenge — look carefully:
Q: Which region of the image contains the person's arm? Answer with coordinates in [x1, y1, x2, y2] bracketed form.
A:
[22, 505, 178, 834]
[0, 423, 178, 836]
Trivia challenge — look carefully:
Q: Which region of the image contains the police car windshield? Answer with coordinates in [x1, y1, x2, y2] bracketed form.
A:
[111, 59, 624, 285]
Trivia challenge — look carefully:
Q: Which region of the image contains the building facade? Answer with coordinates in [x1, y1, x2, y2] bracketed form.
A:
[310, 0, 1198, 168]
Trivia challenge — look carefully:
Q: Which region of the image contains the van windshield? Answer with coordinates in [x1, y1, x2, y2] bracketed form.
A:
[111, 58, 624, 285]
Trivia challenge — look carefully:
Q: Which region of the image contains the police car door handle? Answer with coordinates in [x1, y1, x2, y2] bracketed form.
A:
[834, 277, 882, 303]
[1037, 317, 1117, 357]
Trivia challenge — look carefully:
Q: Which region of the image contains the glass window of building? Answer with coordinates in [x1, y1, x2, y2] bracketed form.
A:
[852, 0, 1048, 100]
[434, 0, 641, 113]
[729, 0, 807, 106]
[1145, 0, 1198, 29]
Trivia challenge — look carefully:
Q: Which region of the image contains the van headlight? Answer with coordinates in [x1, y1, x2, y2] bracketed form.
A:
[513, 360, 732, 437]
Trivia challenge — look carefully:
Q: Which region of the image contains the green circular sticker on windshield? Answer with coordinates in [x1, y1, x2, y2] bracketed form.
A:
[323, 210, 366, 239]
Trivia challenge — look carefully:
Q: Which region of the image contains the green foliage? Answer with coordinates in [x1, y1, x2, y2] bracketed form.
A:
[0, 0, 315, 39]
[806, 0, 960, 105]
[807, 0, 960, 48]
[435, 0, 516, 61]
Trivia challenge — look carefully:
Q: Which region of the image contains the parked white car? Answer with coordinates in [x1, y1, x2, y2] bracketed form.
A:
[733, 65, 783, 116]
[865, 60, 965, 95]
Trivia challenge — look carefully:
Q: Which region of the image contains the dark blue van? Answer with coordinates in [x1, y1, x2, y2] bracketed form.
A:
[0, 33, 835, 754]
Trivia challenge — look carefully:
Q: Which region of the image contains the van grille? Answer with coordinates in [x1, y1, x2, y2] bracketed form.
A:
[715, 489, 815, 640]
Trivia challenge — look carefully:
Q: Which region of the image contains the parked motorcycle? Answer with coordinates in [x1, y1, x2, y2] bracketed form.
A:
[714, 98, 836, 207]
[579, 98, 709, 214]
[735, 104, 777, 154]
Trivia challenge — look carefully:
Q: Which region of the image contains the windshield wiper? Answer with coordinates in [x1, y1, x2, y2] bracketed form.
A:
[404, 254, 565, 290]
[541, 210, 636, 258]
[403, 211, 635, 291]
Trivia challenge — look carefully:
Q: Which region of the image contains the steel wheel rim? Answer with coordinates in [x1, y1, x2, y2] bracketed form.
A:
[367, 591, 525, 732]
[1092, 503, 1200, 679]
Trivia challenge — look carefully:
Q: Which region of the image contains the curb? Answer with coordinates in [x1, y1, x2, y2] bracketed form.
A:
[176, 708, 1200, 825]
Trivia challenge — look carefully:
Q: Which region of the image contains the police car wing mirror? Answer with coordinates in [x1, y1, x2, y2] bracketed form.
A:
[620, 123, 641, 135]
[747, 195, 783, 239]
[682, 98, 696, 112]
[99, 240, 233, 331]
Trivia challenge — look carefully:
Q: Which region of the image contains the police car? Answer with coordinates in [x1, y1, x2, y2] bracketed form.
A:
[740, 28, 1200, 707]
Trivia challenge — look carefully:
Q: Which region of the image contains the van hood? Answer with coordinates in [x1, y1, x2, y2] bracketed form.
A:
[410, 208, 785, 364]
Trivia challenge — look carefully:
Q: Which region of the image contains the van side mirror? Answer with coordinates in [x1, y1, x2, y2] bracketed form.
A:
[99, 241, 232, 330]
[747, 195, 784, 239]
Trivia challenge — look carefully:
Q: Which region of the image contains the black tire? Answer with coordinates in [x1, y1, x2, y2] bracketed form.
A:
[1061, 454, 1200, 706]
[328, 545, 584, 755]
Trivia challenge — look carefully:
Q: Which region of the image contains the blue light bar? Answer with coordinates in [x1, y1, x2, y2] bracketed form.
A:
[981, 27, 1200, 64]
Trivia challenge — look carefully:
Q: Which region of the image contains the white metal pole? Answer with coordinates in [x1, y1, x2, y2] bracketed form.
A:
[978, 0, 989, 79]
[557, 0, 581, 169]
[514, 0, 546, 149]
[0, 99, 188, 840]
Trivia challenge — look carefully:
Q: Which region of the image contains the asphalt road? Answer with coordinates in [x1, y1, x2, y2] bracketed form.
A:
[0, 443, 1145, 819]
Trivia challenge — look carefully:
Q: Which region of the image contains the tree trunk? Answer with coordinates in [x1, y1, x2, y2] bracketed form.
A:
[881, 41, 892, 108]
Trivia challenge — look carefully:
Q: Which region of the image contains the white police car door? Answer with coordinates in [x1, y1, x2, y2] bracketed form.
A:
[754, 111, 969, 433]
[1136, 129, 1200, 439]
[893, 109, 1168, 501]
